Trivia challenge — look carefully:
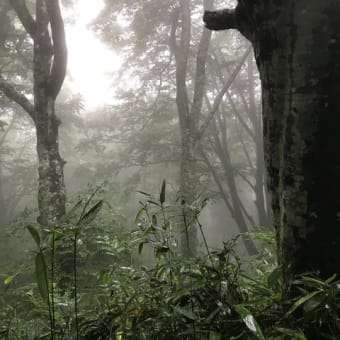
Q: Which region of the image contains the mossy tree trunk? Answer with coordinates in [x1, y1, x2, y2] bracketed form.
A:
[204, 0, 340, 281]
[0, 0, 67, 226]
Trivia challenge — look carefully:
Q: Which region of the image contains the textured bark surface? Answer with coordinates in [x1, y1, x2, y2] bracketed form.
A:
[205, 0, 340, 280]
[34, 0, 66, 225]
[0, 0, 67, 226]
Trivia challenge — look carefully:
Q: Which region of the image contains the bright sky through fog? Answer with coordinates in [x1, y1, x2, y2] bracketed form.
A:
[66, 1, 121, 110]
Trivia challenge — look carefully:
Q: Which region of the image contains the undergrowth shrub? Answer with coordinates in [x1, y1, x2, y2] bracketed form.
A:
[0, 182, 339, 339]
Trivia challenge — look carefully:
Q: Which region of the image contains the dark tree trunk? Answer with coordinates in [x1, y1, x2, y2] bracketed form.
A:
[204, 0, 340, 281]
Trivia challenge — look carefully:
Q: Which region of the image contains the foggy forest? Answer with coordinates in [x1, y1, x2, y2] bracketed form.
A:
[0, 0, 340, 339]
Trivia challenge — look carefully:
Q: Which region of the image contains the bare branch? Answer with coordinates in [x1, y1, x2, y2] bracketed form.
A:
[197, 46, 252, 141]
[191, 24, 211, 124]
[9, 0, 37, 38]
[0, 75, 36, 120]
[203, 9, 238, 31]
[46, 0, 67, 99]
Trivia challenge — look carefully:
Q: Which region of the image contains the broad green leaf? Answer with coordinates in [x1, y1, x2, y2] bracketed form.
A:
[134, 207, 145, 224]
[26, 225, 41, 247]
[79, 200, 103, 225]
[173, 306, 197, 320]
[301, 276, 328, 288]
[234, 304, 265, 340]
[303, 293, 324, 313]
[286, 291, 321, 315]
[160, 179, 166, 204]
[35, 252, 49, 302]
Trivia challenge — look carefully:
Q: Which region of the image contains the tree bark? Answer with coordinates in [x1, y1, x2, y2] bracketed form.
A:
[1, 0, 67, 226]
[204, 0, 340, 280]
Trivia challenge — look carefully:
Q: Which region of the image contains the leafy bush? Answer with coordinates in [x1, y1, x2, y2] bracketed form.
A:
[1, 183, 339, 339]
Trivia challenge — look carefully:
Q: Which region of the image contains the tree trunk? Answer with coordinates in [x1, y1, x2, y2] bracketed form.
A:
[0, 0, 67, 226]
[247, 55, 270, 228]
[35, 101, 66, 225]
[170, 0, 213, 256]
[179, 129, 199, 256]
[204, 0, 340, 280]
[34, 0, 66, 224]
[210, 117, 258, 255]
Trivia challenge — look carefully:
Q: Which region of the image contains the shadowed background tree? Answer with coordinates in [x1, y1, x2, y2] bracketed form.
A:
[91, 0, 268, 256]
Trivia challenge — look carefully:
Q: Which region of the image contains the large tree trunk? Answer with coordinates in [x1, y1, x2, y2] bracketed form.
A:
[204, 0, 340, 280]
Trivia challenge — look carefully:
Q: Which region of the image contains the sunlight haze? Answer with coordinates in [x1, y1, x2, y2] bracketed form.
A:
[66, 1, 121, 110]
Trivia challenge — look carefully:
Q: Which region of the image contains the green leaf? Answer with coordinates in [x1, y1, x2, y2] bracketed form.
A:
[137, 190, 152, 197]
[147, 200, 160, 206]
[63, 199, 83, 222]
[4, 275, 16, 285]
[35, 252, 49, 302]
[26, 225, 41, 247]
[303, 293, 324, 313]
[173, 306, 197, 320]
[138, 241, 147, 254]
[155, 245, 169, 258]
[286, 291, 321, 315]
[234, 305, 265, 340]
[324, 273, 337, 284]
[209, 331, 221, 340]
[267, 267, 282, 290]
[134, 207, 145, 224]
[276, 327, 306, 339]
[301, 276, 328, 289]
[79, 200, 103, 225]
[160, 179, 166, 204]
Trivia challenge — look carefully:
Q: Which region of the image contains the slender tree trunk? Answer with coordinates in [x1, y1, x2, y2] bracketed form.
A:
[170, 0, 213, 256]
[179, 130, 199, 256]
[247, 56, 270, 228]
[204, 0, 340, 280]
[210, 118, 258, 255]
[0, 173, 6, 225]
[35, 103, 66, 225]
[33, 0, 67, 225]
[0, 0, 67, 226]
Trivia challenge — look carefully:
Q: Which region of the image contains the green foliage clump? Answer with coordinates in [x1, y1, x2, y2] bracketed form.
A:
[0, 184, 340, 339]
